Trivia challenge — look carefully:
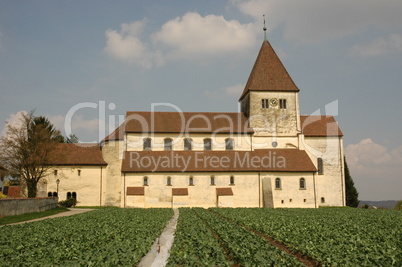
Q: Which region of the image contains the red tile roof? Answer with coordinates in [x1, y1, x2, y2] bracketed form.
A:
[49, 143, 107, 166]
[172, 188, 188, 196]
[216, 187, 233, 196]
[301, 116, 343, 137]
[239, 40, 299, 100]
[121, 149, 316, 173]
[126, 187, 145, 196]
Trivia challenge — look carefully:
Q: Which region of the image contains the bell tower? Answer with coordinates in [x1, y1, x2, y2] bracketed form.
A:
[239, 26, 301, 138]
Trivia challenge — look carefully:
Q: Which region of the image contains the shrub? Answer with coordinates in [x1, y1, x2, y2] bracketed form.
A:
[58, 198, 77, 208]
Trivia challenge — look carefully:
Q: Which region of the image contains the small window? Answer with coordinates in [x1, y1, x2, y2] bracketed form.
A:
[48, 192, 52, 197]
[289, 199, 292, 202]
[321, 197, 325, 203]
[52, 192, 58, 197]
[143, 177, 148, 186]
[54, 170, 58, 176]
[281, 200, 284, 204]
[303, 199, 307, 203]
[67, 192, 72, 199]
[317, 158, 324, 175]
[275, 178, 281, 189]
[204, 138, 212, 151]
[210, 176, 215, 185]
[225, 138, 234, 151]
[72, 192, 77, 200]
[184, 138, 192, 151]
[167, 176, 172, 186]
[189, 177, 194, 186]
[230, 176, 235, 185]
[279, 99, 287, 109]
[164, 138, 173, 151]
[78, 170, 81, 176]
[299, 178, 306, 189]
[143, 138, 152, 151]
[261, 99, 269, 109]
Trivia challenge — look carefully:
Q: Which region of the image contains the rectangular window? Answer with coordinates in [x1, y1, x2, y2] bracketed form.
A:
[78, 170, 81, 176]
[261, 99, 269, 109]
[184, 138, 192, 151]
[164, 139, 173, 151]
[204, 139, 212, 151]
[279, 99, 287, 109]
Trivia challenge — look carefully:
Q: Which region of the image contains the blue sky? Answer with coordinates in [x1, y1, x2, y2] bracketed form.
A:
[1, 0, 401, 201]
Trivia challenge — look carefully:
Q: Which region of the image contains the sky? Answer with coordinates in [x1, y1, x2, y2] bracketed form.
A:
[0, 0, 401, 201]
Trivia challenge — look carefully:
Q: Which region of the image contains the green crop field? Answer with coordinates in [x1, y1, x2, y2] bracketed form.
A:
[0, 208, 173, 266]
[0, 207, 400, 266]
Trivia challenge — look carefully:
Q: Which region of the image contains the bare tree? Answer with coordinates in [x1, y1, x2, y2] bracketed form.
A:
[0, 111, 62, 198]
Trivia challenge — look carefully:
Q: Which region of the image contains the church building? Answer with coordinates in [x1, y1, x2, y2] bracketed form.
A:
[41, 35, 345, 208]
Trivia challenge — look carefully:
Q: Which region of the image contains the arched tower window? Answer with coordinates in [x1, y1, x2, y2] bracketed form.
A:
[167, 176, 172, 186]
[189, 177, 194, 186]
[67, 192, 72, 199]
[72, 192, 77, 200]
[210, 176, 215, 185]
[143, 177, 149, 186]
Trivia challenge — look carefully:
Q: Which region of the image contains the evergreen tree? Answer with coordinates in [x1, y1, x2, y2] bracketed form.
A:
[344, 157, 359, 207]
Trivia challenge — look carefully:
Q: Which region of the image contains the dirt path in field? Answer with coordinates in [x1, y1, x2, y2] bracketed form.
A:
[3, 208, 94, 226]
[138, 208, 179, 267]
[209, 210, 321, 267]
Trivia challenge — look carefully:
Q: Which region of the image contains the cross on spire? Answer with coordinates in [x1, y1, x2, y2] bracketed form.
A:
[263, 14, 267, 40]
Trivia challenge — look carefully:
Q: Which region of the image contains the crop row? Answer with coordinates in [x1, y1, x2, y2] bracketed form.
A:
[192, 208, 302, 266]
[167, 208, 230, 266]
[0, 208, 173, 266]
[212, 208, 402, 266]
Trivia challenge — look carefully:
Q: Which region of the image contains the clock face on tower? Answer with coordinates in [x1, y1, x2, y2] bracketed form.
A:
[270, 98, 278, 107]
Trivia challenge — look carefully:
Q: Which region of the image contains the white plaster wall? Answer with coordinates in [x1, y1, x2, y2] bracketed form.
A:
[263, 172, 316, 208]
[45, 166, 105, 206]
[101, 141, 125, 206]
[251, 136, 299, 150]
[303, 136, 345, 206]
[126, 133, 252, 151]
[123, 172, 260, 208]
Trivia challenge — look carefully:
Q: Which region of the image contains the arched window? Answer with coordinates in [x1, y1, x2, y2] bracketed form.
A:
[164, 138, 173, 151]
[184, 138, 192, 151]
[275, 178, 281, 189]
[317, 157, 323, 175]
[143, 138, 152, 151]
[54, 170, 58, 176]
[67, 192, 72, 199]
[143, 177, 148, 186]
[167, 176, 172, 186]
[210, 176, 215, 185]
[230, 176, 235, 185]
[299, 178, 306, 189]
[321, 197, 325, 203]
[225, 138, 234, 151]
[72, 192, 77, 200]
[189, 177, 194, 186]
[52, 192, 58, 197]
[48, 192, 52, 197]
[77, 170, 81, 176]
[204, 138, 212, 151]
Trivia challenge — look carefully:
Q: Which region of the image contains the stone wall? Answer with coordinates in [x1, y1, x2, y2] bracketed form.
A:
[0, 197, 58, 216]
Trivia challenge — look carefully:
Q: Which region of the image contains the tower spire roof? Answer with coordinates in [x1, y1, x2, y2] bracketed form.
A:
[239, 37, 299, 101]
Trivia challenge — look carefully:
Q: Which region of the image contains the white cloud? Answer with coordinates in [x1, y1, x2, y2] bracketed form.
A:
[224, 83, 244, 97]
[232, 0, 402, 44]
[351, 34, 402, 57]
[152, 12, 257, 60]
[104, 19, 163, 68]
[1, 111, 27, 137]
[345, 138, 402, 200]
[204, 83, 245, 99]
[104, 12, 257, 67]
